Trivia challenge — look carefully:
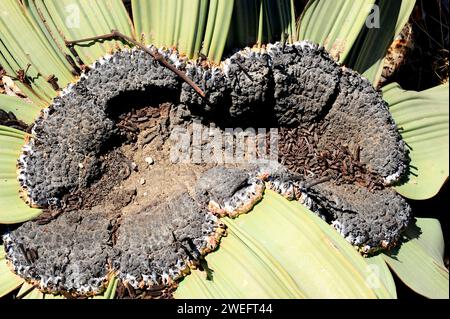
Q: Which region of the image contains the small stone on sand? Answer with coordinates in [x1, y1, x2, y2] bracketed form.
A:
[145, 157, 154, 165]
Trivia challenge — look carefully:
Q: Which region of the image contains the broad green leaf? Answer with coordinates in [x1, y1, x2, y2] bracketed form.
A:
[0, 245, 24, 298]
[0, 245, 5, 260]
[0, 95, 41, 124]
[0, 178, 42, 225]
[24, 0, 134, 67]
[0, 125, 28, 139]
[298, 0, 376, 62]
[176, 190, 394, 299]
[346, 0, 416, 85]
[383, 83, 449, 200]
[366, 254, 397, 298]
[383, 218, 449, 299]
[0, 128, 42, 224]
[0, 125, 28, 180]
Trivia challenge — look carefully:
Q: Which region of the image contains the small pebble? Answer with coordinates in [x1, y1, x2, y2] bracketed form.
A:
[145, 157, 154, 165]
[139, 178, 146, 185]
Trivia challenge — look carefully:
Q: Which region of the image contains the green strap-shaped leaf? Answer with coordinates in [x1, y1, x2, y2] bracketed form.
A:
[133, 0, 296, 62]
[0, 245, 5, 260]
[199, 0, 235, 63]
[383, 218, 449, 299]
[176, 190, 394, 299]
[177, 225, 306, 299]
[0, 95, 41, 124]
[0, 127, 42, 224]
[383, 82, 449, 200]
[0, 245, 24, 298]
[0, 0, 77, 106]
[298, 0, 376, 62]
[134, 0, 235, 62]
[24, 0, 134, 67]
[91, 276, 118, 299]
[228, 0, 297, 49]
[366, 255, 397, 298]
[131, 0, 153, 45]
[345, 0, 416, 85]
[0, 178, 42, 225]
[132, 0, 210, 58]
[227, 0, 261, 49]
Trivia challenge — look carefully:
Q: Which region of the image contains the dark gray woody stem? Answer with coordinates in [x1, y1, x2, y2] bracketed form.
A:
[64, 29, 206, 98]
